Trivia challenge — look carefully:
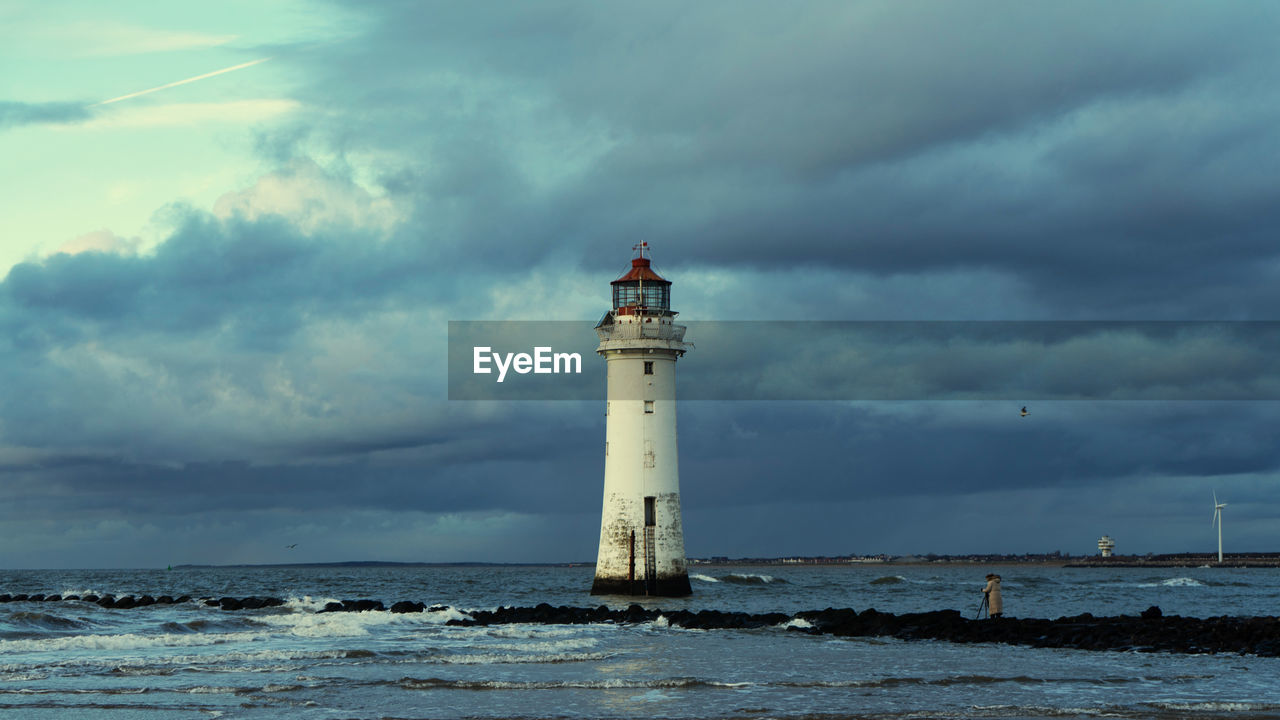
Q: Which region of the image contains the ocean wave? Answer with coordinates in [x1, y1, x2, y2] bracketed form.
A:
[720, 574, 785, 585]
[258, 683, 305, 693]
[396, 676, 749, 691]
[1136, 577, 1206, 588]
[1147, 701, 1280, 713]
[251, 604, 470, 639]
[282, 596, 342, 613]
[4, 611, 92, 631]
[0, 630, 268, 654]
[434, 651, 614, 665]
[870, 575, 908, 585]
[690, 574, 720, 583]
[479, 638, 599, 653]
[973, 704, 1127, 717]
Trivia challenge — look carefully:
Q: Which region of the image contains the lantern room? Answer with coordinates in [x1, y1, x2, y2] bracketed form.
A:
[611, 245, 671, 313]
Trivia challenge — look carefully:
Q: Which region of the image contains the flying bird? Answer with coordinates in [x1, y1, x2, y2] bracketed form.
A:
[286, 544, 297, 549]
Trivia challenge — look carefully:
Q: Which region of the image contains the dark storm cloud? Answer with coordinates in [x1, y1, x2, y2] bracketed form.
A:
[289, 1, 1280, 319]
[680, 402, 1280, 507]
[6, 3, 1280, 565]
[0, 101, 92, 129]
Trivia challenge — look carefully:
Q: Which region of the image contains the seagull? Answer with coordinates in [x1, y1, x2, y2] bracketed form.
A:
[1020, 407, 1029, 417]
[285, 544, 297, 549]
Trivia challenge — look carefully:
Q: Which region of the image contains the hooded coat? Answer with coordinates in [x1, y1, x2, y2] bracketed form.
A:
[983, 576, 1003, 616]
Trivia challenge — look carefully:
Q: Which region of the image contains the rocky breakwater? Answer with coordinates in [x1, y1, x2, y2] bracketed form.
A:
[445, 603, 1280, 657]
[3, 593, 1278, 657]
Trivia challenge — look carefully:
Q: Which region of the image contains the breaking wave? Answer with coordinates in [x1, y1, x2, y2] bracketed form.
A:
[870, 575, 908, 585]
[720, 574, 785, 585]
[1136, 577, 1206, 588]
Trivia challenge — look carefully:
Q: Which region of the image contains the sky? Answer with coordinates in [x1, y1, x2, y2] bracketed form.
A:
[2, 1, 1280, 568]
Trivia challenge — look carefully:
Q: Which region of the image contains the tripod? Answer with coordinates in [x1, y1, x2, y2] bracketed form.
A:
[975, 592, 989, 619]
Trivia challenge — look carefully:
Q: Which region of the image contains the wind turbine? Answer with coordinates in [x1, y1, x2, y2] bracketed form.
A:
[1212, 491, 1227, 564]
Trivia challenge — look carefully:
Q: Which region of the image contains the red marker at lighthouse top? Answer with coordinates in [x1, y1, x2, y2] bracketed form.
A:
[611, 242, 672, 315]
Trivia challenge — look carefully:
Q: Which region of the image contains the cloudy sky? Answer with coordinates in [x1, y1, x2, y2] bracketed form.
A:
[3, 1, 1279, 568]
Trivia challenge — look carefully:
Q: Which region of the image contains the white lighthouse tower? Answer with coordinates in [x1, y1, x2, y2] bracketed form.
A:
[590, 244, 692, 596]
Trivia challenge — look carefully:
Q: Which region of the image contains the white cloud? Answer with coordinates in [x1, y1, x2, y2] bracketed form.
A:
[212, 161, 405, 236]
[44, 21, 237, 57]
[53, 229, 139, 257]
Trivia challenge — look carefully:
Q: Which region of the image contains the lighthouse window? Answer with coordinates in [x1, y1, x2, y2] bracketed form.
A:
[643, 361, 654, 375]
[644, 400, 654, 414]
[644, 497, 656, 527]
[641, 284, 669, 309]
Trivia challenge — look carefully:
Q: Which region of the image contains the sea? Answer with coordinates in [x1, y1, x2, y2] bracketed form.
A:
[1, 564, 1278, 719]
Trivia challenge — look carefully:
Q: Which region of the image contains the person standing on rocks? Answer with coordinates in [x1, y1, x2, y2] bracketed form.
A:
[983, 574, 1003, 618]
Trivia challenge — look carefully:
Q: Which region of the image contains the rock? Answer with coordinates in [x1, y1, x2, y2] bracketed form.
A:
[390, 601, 424, 614]
[342, 599, 385, 613]
[1141, 606, 1163, 619]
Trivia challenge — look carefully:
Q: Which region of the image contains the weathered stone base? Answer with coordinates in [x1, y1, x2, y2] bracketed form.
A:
[590, 574, 692, 597]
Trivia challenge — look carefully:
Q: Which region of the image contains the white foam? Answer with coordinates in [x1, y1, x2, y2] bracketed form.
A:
[183, 686, 238, 694]
[254, 611, 395, 638]
[482, 625, 596, 639]
[1136, 577, 1206, 588]
[0, 630, 270, 655]
[437, 651, 613, 665]
[1150, 701, 1275, 712]
[56, 588, 102, 598]
[691, 574, 720, 583]
[781, 618, 813, 629]
[652, 615, 670, 628]
[0, 672, 48, 683]
[482, 638, 599, 653]
[283, 595, 342, 613]
[253, 605, 469, 638]
[723, 573, 781, 584]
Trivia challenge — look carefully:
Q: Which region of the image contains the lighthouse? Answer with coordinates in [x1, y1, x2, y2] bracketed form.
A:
[590, 244, 692, 596]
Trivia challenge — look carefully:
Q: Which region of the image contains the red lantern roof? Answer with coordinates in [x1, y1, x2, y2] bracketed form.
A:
[612, 257, 670, 285]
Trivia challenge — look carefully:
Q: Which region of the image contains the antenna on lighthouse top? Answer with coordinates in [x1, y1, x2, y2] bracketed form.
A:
[633, 241, 650, 259]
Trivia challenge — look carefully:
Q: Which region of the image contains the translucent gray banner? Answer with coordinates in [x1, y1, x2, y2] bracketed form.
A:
[448, 321, 1280, 401]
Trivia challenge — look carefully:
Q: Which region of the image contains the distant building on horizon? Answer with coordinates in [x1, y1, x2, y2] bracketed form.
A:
[1098, 535, 1116, 557]
[590, 245, 692, 597]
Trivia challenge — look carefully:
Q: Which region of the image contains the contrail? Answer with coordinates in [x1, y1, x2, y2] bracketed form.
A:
[94, 57, 272, 106]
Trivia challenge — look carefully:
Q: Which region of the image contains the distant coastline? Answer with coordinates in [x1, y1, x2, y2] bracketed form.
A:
[170, 553, 1280, 570]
